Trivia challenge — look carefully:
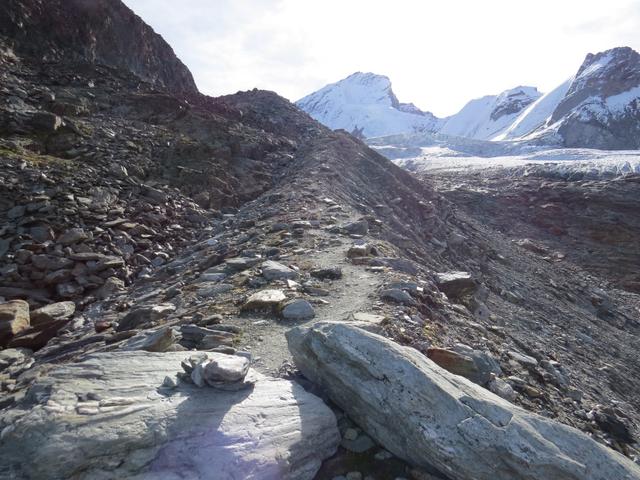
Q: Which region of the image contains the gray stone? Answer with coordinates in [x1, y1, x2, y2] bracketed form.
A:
[450, 343, 502, 385]
[57, 228, 88, 245]
[342, 219, 369, 235]
[203, 355, 250, 383]
[0, 347, 32, 372]
[28, 111, 62, 132]
[282, 299, 315, 321]
[7, 205, 26, 219]
[29, 226, 54, 243]
[196, 283, 233, 297]
[180, 325, 236, 347]
[387, 281, 420, 294]
[197, 272, 227, 283]
[30, 301, 75, 327]
[287, 322, 640, 480]
[225, 256, 261, 272]
[375, 257, 419, 275]
[31, 254, 74, 271]
[91, 255, 125, 272]
[310, 267, 343, 280]
[341, 432, 376, 453]
[261, 260, 299, 281]
[507, 350, 538, 367]
[56, 282, 83, 298]
[292, 220, 313, 230]
[93, 276, 125, 300]
[347, 243, 372, 258]
[120, 327, 176, 352]
[434, 271, 477, 299]
[162, 375, 177, 389]
[380, 288, 416, 305]
[0, 352, 340, 479]
[116, 303, 176, 331]
[487, 375, 517, 402]
[242, 289, 286, 311]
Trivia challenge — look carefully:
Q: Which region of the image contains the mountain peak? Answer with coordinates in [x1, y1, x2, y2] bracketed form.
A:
[439, 85, 542, 140]
[296, 72, 439, 138]
[570, 46, 640, 93]
[544, 46, 640, 148]
[345, 71, 392, 83]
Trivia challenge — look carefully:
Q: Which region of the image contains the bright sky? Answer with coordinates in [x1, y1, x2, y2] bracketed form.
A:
[123, 0, 640, 117]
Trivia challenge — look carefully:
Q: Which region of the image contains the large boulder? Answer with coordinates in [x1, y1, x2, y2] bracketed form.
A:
[286, 322, 640, 480]
[0, 351, 340, 480]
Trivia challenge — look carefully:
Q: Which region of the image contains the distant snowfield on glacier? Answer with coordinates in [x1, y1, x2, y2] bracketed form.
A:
[369, 135, 640, 178]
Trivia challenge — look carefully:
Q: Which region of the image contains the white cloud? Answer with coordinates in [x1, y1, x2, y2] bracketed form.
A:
[123, 0, 640, 117]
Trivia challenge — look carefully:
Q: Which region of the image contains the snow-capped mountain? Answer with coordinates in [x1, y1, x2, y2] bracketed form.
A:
[298, 47, 640, 150]
[295, 72, 440, 138]
[438, 86, 542, 140]
[495, 78, 573, 141]
[539, 47, 640, 149]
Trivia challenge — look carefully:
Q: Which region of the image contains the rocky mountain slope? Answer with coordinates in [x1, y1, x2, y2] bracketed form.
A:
[1, 2, 640, 479]
[299, 47, 640, 149]
[296, 72, 441, 138]
[543, 47, 640, 149]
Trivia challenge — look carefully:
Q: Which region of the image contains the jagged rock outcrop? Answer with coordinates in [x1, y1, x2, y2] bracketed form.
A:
[287, 321, 640, 480]
[550, 47, 640, 149]
[0, 0, 197, 94]
[0, 351, 340, 479]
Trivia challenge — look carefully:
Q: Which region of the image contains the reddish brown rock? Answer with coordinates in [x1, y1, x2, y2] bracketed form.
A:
[426, 348, 477, 380]
[0, 300, 30, 347]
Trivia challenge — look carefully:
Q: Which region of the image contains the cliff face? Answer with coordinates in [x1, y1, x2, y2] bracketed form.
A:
[549, 47, 640, 149]
[0, 0, 198, 95]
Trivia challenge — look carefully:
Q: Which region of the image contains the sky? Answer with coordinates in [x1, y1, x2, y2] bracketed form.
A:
[123, 0, 640, 117]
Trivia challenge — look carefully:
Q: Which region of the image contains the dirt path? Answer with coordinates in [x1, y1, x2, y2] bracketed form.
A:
[229, 230, 385, 374]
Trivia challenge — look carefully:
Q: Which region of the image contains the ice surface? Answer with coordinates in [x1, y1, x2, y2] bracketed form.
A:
[368, 132, 640, 179]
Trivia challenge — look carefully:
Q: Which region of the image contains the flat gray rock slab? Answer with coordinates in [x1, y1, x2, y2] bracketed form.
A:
[242, 289, 286, 310]
[287, 322, 640, 480]
[261, 260, 299, 281]
[0, 351, 339, 480]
